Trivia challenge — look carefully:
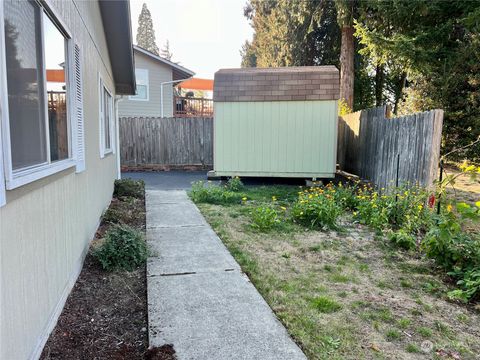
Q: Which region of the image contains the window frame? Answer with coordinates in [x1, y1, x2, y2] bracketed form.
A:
[99, 75, 114, 157]
[129, 68, 149, 101]
[0, 0, 77, 190]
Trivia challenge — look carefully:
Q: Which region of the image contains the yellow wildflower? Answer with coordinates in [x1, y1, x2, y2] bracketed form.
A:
[242, 197, 247, 201]
[447, 204, 453, 212]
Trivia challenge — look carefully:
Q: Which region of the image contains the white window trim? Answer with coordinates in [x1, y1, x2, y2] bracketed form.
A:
[0, 0, 77, 191]
[99, 75, 115, 158]
[0, 0, 5, 205]
[129, 68, 149, 101]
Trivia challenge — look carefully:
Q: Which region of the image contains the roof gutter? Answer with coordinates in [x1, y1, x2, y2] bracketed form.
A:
[160, 78, 192, 118]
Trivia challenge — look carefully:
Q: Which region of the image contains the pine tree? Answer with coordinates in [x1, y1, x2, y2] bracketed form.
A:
[136, 3, 159, 55]
[160, 40, 173, 60]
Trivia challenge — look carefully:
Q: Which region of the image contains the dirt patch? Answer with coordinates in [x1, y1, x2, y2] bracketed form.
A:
[40, 189, 162, 359]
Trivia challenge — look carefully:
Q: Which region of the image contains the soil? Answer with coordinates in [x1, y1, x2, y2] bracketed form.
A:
[40, 189, 176, 359]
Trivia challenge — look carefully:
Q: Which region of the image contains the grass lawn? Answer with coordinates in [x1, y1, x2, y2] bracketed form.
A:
[194, 184, 480, 360]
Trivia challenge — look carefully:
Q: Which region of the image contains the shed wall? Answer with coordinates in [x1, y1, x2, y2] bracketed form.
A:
[118, 51, 174, 118]
[214, 101, 337, 177]
[0, 1, 118, 358]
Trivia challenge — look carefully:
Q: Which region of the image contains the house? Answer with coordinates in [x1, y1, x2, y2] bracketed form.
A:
[0, 1, 135, 358]
[118, 45, 195, 118]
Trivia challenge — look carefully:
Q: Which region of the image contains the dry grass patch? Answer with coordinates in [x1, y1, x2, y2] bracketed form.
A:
[196, 187, 480, 360]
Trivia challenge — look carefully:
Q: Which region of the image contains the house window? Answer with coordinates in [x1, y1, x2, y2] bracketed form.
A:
[99, 79, 114, 156]
[129, 69, 148, 101]
[1, 0, 77, 189]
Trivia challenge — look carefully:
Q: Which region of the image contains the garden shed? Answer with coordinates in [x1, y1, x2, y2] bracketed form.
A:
[211, 66, 340, 179]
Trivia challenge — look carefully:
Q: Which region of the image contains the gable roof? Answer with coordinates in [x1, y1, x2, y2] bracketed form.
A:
[134, 45, 195, 81]
[99, 0, 136, 95]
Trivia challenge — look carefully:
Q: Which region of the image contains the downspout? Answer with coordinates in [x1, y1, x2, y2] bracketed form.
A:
[160, 77, 192, 118]
[114, 96, 124, 179]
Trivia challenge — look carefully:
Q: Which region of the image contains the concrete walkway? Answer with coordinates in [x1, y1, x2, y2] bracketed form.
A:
[146, 189, 306, 360]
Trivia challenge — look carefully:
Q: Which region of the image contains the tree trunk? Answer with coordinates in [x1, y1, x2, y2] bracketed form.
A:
[340, 25, 354, 110]
[393, 72, 407, 114]
[375, 64, 384, 106]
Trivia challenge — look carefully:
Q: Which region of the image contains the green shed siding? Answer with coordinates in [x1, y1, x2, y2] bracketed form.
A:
[214, 100, 338, 178]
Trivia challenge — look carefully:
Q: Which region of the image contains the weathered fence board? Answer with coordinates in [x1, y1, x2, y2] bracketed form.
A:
[119, 117, 213, 168]
[337, 106, 443, 188]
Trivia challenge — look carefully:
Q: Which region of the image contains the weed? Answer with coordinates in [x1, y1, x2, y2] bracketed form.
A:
[400, 279, 413, 288]
[94, 224, 148, 271]
[189, 181, 245, 205]
[308, 244, 322, 252]
[310, 296, 342, 313]
[385, 329, 401, 341]
[397, 318, 411, 329]
[406, 343, 421, 353]
[226, 176, 245, 192]
[250, 205, 280, 232]
[417, 326, 432, 338]
[328, 273, 352, 283]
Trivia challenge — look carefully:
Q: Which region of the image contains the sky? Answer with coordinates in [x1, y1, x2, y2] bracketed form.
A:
[130, 0, 254, 79]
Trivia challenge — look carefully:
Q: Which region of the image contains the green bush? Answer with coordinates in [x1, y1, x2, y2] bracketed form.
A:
[226, 176, 245, 192]
[291, 186, 342, 230]
[189, 181, 245, 205]
[102, 207, 123, 224]
[250, 205, 279, 231]
[114, 178, 145, 198]
[388, 229, 417, 250]
[422, 202, 480, 302]
[94, 224, 148, 271]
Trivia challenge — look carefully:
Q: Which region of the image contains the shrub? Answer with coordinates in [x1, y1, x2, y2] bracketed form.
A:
[226, 176, 245, 192]
[102, 207, 123, 224]
[114, 178, 145, 198]
[189, 181, 245, 205]
[250, 205, 279, 231]
[388, 229, 417, 250]
[291, 185, 342, 230]
[94, 224, 148, 271]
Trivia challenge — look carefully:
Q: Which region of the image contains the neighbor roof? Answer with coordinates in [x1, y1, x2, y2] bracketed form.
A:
[134, 45, 195, 81]
[99, 0, 136, 95]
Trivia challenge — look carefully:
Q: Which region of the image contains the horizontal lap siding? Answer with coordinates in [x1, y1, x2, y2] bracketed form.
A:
[0, 1, 118, 358]
[118, 52, 173, 118]
[214, 101, 337, 176]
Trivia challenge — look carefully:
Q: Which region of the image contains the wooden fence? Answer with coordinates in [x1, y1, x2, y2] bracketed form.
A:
[119, 117, 213, 169]
[337, 106, 443, 188]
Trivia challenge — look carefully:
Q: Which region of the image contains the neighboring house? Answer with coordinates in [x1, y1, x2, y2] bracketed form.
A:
[118, 45, 194, 118]
[0, 1, 135, 359]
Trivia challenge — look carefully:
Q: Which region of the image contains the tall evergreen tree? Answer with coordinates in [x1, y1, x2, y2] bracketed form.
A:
[136, 3, 159, 55]
[160, 40, 173, 60]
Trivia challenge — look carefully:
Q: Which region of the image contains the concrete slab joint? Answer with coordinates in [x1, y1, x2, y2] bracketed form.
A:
[146, 189, 306, 360]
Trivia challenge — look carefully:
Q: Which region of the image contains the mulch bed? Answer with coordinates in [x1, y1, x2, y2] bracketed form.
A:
[40, 187, 176, 359]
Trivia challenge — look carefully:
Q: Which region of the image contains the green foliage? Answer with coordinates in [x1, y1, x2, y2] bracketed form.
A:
[136, 3, 159, 55]
[388, 229, 416, 251]
[94, 225, 148, 271]
[310, 296, 342, 313]
[114, 179, 145, 199]
[291, 185, 343, 230]
[422, 202, 480, 302]
[189, 181, 245, 205]
[226, 176, 245, 192]
[250, 205, 280, 232]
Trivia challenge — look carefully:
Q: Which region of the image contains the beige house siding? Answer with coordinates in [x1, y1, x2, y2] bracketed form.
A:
[0, 1, 119, 359]
[118, 51, 174, 118]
